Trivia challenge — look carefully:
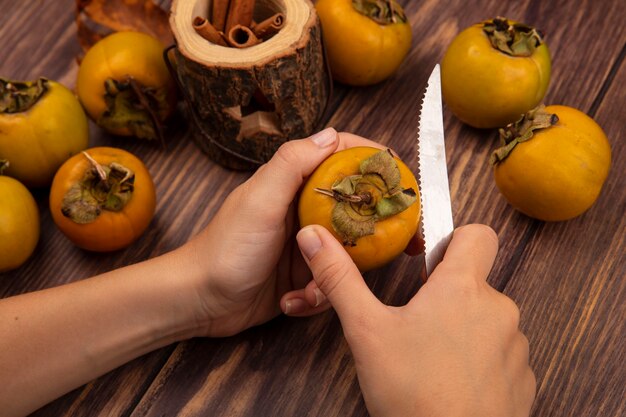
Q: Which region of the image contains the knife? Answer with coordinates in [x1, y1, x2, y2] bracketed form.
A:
[417, 64, 454, 280]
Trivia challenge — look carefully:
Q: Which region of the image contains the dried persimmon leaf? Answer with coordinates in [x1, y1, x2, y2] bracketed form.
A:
[76, 0, 173, 53]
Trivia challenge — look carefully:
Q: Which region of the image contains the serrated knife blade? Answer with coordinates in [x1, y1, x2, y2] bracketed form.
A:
[417, 64, 454, 279]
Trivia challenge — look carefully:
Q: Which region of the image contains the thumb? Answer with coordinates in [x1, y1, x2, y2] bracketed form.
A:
[247, 127, 339, 212]
[296, 225, 382, 321]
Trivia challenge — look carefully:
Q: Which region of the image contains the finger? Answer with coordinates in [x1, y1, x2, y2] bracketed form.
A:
[246, 130, 387, 215]
[430, 224, 499, 285]
[513, 333, 530, 366]
[296, 225, 383, 322]
[280, 286, 332, 317]
[336, 132, 386, 151]
[247, 127, 340, 212]
[303, 279, 326, 307]
[280, 276, 328, 316]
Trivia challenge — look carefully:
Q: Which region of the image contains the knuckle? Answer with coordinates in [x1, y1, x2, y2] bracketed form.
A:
[508, 299, 521, 325]
[312, 259, 350, 297]
[231, 178, 259, 209]
[500, 295, 521, 327]
[273, 141, 300, 167]
[456, 223, 499, 251]
[432, 264, 485, 295]
[452, 272, 487, 296]
[518, 333, 531, 359]
[253, 163, 269, 177]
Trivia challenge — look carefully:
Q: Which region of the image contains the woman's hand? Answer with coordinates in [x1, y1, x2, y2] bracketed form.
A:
[0, 128, 389, 416]
[295, 223, 536, 417]
[185, 128, 385, 337]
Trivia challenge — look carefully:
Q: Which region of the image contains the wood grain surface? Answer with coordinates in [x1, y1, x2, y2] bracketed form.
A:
[1, 0, 624, 416]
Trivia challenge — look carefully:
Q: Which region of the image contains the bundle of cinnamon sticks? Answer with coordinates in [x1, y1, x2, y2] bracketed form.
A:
[193, 0, 285, 48]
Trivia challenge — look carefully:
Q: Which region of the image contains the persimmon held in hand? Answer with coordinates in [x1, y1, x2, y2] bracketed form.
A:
[299, 147, 420, 271]
[49, 147, 156, 252]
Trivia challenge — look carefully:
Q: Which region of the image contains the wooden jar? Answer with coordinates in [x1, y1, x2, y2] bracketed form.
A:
[169, 0, 330, 169]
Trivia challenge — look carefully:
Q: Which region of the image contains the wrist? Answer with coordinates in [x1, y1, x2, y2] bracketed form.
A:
[180, 231, 270, 338]
[148, 242, 215, 341]
[98, 249, 205, 354]
[174, 235, 226, 337]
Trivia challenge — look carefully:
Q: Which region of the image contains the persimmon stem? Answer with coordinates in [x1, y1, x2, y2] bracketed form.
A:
[61, 154, 136, 224]
[490, 104, 558, 165]
[483, 17, 544, 57]
[312, 149, 417, 246]
[352, 0, 407, 25]
[99, 76, 168, 145]
[82, 151, 107, 181]
[0, 77, 48, 114]
[314, 187, 372, 204]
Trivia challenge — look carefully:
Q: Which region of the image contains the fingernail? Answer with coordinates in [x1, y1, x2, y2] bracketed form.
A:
[284, 298, 308, 315]
[313, 288, 326, 307]
[297, 227, 322, 260]
[310, 127, 337, 148]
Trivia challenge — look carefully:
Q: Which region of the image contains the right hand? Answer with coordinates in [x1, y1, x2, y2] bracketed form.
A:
[293, 223, 535, 417]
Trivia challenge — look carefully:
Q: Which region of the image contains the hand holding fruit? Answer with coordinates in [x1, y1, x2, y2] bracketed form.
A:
[182, 128, 413, 336]
[0, 130, 534, 417]
[298, 146, 420, 271]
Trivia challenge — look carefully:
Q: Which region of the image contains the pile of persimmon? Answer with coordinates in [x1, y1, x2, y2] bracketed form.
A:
[441, 17, 611, 222]
[0, 29, 172, 271]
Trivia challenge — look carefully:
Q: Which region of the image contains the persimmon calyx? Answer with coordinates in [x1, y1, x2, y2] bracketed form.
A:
[98, 76, 167, 143]
[61, 152, 136, 224]
[315, 149, 416, 246]
[490, 104, 559, 165]
[0, 77, 49, 114]
[0, 159, 8, 175]
[483, 17, 544, 57]
[352, 0, 407, 25]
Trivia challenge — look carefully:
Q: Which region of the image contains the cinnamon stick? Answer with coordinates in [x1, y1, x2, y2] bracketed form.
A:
[224, 0, 256, 34]
[252, 13, 285, 40]
[226, 24, 260, 48]
[193, 16, 227, 46]
[211, 0, 230, 32]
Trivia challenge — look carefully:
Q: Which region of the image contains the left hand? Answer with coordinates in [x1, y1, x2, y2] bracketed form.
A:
[184, 128, 384, 336]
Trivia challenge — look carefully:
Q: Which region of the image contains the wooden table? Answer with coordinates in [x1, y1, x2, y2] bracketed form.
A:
[1, 1, 624, 416]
